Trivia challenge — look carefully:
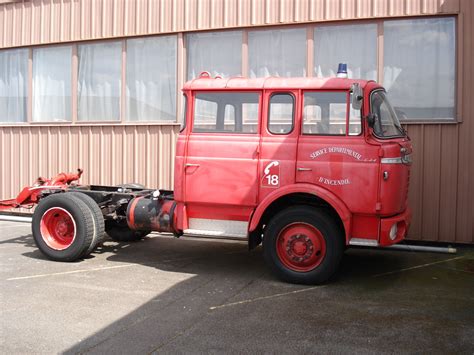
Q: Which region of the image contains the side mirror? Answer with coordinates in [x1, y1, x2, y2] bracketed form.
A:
[351, 83, 363, 110]
[366, 113, 377, 128]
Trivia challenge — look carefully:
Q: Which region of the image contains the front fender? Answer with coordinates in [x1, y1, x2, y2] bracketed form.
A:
[249, 184, 352, 243]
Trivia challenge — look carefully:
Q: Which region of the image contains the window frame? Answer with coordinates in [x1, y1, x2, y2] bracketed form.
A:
[267, 92, 295, 135]
[32, 44, 73, 123]
[381, 16, 457, 123]
[0, 15, 459, 126]
[191, 91, 261, 135]
[301, 90, 354, 137]
[0, 47, 29, 124]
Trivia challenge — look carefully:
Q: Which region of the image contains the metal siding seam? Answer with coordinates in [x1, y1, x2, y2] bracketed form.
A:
[52, 0, 60, 42]
[0, 129, 3, 199]
[172, 0, 180, 32]
[11, 2, 16, 45]
[133, 126, 138, 183]
[4, 4, 12, 47]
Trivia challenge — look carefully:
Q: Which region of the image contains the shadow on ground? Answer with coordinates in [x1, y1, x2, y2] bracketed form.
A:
[5, 231, 474, 353]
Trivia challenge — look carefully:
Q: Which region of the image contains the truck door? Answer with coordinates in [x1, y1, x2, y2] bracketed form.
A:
[183, 91, 261, 237]
[295, 91, 380, 215]
[258, 91, 299, 202]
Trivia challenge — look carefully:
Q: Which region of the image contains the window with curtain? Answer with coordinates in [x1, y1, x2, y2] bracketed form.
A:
[249, 28, 306, 78]
[314, 24, 377, 80]
[193, 92, 259, 133]
[78, 41, 121, 121]
[383, 18, 455, 121]
[126, 36, 177, 122]
[187, 31, 242, 79]
[0, 48, 28, 123]
[33, 46, 72, 122]
[302, 92, 348, 135]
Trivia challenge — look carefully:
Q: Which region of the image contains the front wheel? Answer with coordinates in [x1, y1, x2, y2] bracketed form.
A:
[263, 206, 344, 285]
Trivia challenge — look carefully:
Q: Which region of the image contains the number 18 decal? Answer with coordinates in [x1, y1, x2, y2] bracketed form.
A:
[262, 161, 280, 187]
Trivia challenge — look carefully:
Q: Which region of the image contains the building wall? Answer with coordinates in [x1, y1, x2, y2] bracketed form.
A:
[0, 0, 461, 48]
[0, 0, 472, 243]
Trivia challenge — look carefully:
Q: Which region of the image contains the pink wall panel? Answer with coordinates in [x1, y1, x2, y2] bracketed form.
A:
[0, 0, 460, 49]
[0, 125, 179, 204]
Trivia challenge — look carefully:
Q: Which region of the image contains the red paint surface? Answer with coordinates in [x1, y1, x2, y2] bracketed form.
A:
[40, 207, 76, 250]
[276, 222, 327, 272]
[175, 76, 411, 246]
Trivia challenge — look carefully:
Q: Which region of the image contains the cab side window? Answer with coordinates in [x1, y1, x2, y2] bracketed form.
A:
[303, 91, 348, 135]
[193, 92, 259, 133]
[268, 93, 294, 134]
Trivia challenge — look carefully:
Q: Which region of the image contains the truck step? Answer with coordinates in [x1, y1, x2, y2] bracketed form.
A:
[183, 229, 247, 239]
[184, 218, 248, 239]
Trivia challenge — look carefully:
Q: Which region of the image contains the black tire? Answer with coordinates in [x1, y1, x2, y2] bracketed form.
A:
[105, 220, 150, 242]
[263, 206, 344, 285]
[67, 192, 105, 256]
[32, 194, 95, 261]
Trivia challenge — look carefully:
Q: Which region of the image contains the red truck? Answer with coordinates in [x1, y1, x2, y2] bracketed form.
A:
[0, 71, 412, 284]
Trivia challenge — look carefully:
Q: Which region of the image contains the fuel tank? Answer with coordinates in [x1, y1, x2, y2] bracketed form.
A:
[126, 196, 177, 233]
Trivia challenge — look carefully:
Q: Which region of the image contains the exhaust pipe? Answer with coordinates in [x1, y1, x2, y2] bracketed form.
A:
[0, 215, 32, 223]
[387, 244, 457, 254]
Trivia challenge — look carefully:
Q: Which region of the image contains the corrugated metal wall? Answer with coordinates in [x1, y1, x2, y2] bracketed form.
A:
[0, 0, 460, 48]
[0, 124, 179, 195]
[0, 0, 472, 243]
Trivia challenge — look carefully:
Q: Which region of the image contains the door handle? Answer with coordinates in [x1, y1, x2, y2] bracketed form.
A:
[297, 167, 312, 172]
[185, 163, 200, 168]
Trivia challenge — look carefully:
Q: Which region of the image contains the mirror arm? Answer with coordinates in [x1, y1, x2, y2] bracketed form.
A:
[366, 113, 376, 128]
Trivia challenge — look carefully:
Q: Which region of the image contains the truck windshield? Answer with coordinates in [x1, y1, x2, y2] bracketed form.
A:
[370, 91, 405, 138]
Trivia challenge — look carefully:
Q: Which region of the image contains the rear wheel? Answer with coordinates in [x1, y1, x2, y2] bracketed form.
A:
[263, 206, 344, 284]
[105, 220, 150, 242]
[32, 194, 95, 261]
[67, 192, 105, 255]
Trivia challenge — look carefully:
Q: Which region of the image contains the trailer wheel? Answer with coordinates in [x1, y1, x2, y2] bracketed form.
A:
[105, 220, 150, 242]
[67, 192, 105, 256]
[263, 206, 344, 285]
[32, 194, 95, 261]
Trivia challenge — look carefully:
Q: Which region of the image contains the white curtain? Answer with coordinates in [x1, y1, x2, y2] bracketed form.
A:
[249, 28, 306, 78]
[314, 24, 377, 80]
[126, 36, 177, 122]
[383, 18, 455, 120]
[33, 46, 72, 122]
[0, 48, 28, 122]
[78, 41, 121, 121]
[187, 31, 242, 79]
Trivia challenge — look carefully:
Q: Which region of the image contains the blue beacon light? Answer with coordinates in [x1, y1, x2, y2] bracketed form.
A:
[336, 63, 348, 78]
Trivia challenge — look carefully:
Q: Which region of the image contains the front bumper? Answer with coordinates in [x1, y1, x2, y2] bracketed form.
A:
[379, 208, 412, 246]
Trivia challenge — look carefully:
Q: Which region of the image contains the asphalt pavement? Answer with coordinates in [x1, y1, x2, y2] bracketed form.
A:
[0, 220, 473, 354]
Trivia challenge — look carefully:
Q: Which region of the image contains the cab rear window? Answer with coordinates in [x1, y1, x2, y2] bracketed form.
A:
[193, 92, 259, 134]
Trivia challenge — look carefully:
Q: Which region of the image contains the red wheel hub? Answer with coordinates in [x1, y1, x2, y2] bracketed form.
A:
[40, 207, 76, 250]
[276, 223, 326, 272]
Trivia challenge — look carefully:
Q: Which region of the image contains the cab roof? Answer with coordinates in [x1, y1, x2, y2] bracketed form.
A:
[183, 73, 377, 91]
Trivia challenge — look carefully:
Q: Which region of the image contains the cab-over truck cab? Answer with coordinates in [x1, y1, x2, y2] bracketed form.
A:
[172, 73, 411, 283]
[6, 72, 412, 285]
